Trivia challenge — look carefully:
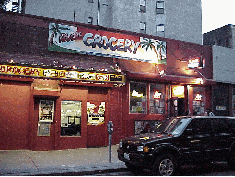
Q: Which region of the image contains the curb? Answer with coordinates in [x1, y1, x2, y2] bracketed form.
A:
[34, 168, 128, 176]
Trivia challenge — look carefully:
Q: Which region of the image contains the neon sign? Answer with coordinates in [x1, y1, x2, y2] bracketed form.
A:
[154, 91, 161, 99]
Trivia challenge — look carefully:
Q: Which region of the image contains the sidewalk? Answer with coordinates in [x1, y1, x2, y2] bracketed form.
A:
[0, 145, 127, 176]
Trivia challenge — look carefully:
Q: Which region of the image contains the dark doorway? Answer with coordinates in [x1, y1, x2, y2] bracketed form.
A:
[178, 98, 185, 116]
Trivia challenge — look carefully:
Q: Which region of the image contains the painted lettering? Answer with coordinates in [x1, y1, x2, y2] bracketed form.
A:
[59, 31, 82, 43]
[83, 33, 139, 54]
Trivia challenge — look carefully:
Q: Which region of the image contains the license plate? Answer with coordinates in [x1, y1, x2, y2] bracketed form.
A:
[124, 153, 130, 160]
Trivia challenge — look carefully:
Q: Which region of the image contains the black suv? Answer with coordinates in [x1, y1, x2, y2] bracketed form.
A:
[117, 116, 235, 175]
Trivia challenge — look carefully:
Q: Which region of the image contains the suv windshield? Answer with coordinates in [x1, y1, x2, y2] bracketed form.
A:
[154, 118, 191, 136]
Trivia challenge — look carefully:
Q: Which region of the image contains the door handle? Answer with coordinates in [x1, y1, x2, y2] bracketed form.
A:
[191, 140, 200, 143]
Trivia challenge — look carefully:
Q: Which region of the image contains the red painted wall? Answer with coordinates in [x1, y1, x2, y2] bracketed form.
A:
[0, 81, 31, 150]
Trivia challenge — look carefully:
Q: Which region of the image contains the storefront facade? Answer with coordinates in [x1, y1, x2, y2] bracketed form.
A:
[0, 11, 214, 150]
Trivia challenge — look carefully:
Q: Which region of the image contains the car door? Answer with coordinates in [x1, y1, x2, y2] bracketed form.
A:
[210, 118, 234, 161]
[183, 118, 213, 163]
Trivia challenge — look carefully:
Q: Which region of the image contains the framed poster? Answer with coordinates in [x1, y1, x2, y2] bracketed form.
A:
[37, 122, 51, 136]
[39, 100, 54, 122]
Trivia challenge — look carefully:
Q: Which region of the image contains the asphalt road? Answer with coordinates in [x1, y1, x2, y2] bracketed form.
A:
[37, 161, 235, 176]
[91, 162, 235, 176]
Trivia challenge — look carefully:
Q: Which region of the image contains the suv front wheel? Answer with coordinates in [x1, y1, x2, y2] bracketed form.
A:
[152, 153, 177, 176]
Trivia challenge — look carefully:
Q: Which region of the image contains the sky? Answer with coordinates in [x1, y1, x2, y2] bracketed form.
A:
[5, 0, 235, 34]
[202, 0, 235, 33]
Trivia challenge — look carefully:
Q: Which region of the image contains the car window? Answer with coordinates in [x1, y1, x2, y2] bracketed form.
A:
[211, 118, 230, 134]
[189, 118, 211, 137]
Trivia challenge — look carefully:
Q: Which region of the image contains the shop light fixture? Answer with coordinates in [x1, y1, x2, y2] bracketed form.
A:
[195, 78, 204, 85]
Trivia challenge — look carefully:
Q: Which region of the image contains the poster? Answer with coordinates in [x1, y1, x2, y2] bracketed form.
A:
[39, 100, 54, 122]
[87, 102, 105, 125]
[37, 122, 51, 136]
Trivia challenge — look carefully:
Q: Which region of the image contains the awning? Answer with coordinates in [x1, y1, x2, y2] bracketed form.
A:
[126, 71, 216, 85]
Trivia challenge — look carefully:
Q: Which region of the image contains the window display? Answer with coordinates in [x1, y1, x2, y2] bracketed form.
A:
[192, 87, 205, 115]
[61, 100, 82, 136]
[150, 83, 166, 114]
[130, 82, 147, 114]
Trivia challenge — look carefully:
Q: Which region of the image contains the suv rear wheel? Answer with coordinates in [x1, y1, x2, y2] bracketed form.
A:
[152, 153, 176, 176]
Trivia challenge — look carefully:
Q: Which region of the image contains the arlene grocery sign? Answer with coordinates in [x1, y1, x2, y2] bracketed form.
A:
[48, 23, 167, 64]
[0, 64, 125, 83]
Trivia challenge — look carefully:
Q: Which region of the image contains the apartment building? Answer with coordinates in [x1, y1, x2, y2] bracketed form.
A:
[24, 0, 202, 44]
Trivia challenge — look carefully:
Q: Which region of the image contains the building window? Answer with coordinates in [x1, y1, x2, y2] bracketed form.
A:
[157, 24, 164, 32]
[156, 1, 164, 14]
[130, 82, 147, 114]
[156, 24, 165, 37]
[88, 17, 93, 24]
[140, 22, 146, 33]
[149, 83, 166, 114]
[88, 0, 94, 3]
[61, 101, 82, 136]
[140, 0, 146, 12]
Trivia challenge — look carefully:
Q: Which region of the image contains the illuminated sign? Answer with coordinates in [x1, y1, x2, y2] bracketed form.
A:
[131, 90, 144, 97]
[48, 23, 167, 64]
[0, 64, 125, 83]
[195, 93, 202, 100]
[188, 58, 204, 69]
[154, 91, 161, 99]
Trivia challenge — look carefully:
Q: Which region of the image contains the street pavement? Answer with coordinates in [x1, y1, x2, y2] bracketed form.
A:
[0, 144, 127, 176]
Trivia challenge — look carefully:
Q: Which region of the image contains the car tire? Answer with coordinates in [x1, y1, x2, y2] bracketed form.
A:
[152, 153, 177, 176]
[125, 162, 142, 174]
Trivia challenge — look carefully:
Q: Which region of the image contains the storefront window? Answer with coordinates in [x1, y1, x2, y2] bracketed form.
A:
[149, 83, 166, 114]
[192, 87, 205, 115]
[61, 101, 82, 136]
[130, 82, 147, 114]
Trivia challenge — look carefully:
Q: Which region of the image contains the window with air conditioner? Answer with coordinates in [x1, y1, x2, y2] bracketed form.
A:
[140, 0, 146, 13]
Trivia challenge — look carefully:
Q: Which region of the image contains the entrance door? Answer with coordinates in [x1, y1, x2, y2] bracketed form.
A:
[178, 98, 185, 116]
[33, 98, 56, 150]
[87, 100, 106, 147]
[169, 97, 186, 117]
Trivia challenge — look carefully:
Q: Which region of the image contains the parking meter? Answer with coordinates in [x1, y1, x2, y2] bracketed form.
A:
[107, 121, 113, 135]
[107, 121, 113, 163]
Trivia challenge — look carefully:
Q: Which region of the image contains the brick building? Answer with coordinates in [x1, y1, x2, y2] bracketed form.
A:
[0, 10, 214, 150]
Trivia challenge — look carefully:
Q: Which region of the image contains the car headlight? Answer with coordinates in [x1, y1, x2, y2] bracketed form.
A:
[137, 146, 143, 151]
[137, 146, 149, 152]
[119, 141, 122, 148]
